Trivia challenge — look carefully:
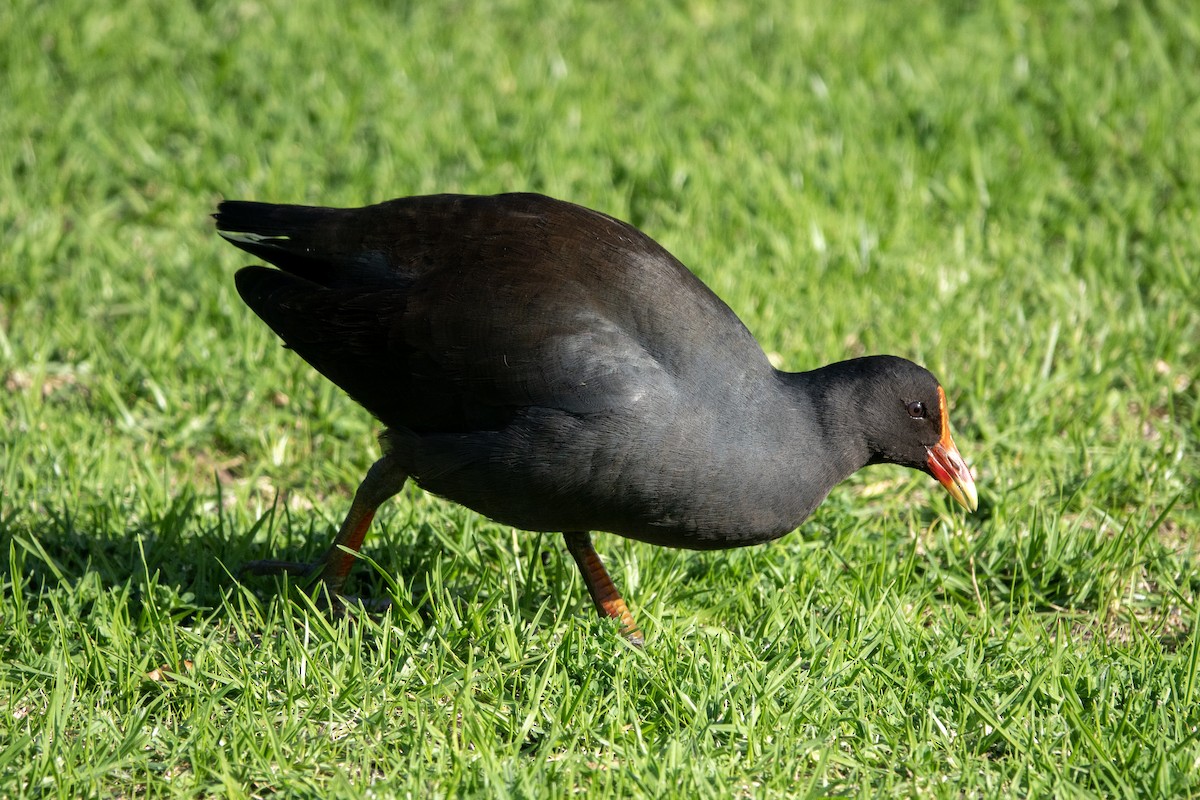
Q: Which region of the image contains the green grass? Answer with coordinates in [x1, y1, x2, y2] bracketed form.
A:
[3, 0, 1199, 796]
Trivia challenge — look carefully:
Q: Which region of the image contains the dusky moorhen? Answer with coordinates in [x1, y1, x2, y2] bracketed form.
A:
[216, 192, 977, 644]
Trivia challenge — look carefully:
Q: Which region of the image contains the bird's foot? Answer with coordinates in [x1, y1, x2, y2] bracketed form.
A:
[237, 559, 321, 580]
[563, 531, 645, 647]
[330, 594, 394, 616]
[238, 559, 393, 617]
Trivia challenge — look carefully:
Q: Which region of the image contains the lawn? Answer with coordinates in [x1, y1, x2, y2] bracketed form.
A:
[2, 0, 1198, 797]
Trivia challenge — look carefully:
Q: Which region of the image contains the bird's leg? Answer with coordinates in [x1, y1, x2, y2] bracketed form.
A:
[312, 457, 409, 594]
[563, 531, 644, 646]
[239, 455, 408, 606]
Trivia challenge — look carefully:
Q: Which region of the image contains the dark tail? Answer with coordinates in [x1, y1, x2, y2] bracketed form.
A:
[214, 201, 347, 283]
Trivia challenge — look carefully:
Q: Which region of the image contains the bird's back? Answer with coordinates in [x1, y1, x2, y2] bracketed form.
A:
[217, 193, 769, 433]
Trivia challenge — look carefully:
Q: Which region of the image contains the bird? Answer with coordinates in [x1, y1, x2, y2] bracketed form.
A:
[215, 192, 977, 644]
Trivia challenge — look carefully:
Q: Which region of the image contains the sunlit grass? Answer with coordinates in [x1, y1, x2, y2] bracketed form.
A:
[2, 0, 1198, 796]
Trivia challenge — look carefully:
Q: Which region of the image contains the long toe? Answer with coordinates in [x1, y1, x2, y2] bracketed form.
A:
[330, 595, 394, 616]
[237, 559, 322, 580]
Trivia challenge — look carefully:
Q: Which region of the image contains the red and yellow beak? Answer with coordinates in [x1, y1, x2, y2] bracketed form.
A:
[926, 387, 978, 512]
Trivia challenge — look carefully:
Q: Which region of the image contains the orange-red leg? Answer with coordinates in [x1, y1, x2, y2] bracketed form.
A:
[563, 531, 644, 646]
[239, 456, 408, 602]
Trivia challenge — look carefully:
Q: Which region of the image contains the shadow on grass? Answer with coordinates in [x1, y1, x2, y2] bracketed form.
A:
[0, 487, 588, 636]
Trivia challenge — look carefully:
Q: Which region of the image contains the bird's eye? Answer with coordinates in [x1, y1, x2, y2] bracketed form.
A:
[907, 401, 926, 419]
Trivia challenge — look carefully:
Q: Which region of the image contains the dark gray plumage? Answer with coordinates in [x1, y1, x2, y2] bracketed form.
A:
[217, 192, 977, 641]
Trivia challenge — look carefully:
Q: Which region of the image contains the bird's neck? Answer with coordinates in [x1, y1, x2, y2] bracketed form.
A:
[775, 360, 877, 479]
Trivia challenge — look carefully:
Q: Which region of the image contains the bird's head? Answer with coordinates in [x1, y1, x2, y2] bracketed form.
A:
[851, 356, 979, 512]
